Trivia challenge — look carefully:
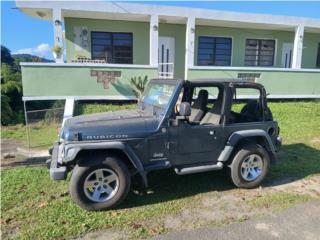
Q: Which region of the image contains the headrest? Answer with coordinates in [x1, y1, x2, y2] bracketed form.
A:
[192, 89, 208, 109]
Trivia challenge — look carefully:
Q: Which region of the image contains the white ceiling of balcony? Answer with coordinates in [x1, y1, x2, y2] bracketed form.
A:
[17, 8, 52, 20]
[159, 16, 186, 24]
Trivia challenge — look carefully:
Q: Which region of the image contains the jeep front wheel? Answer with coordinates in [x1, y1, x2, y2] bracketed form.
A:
[69, 156, 131, 211]
[230, 144, 270, 189]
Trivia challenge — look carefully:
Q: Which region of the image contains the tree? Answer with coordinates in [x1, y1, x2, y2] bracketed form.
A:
[1, 95, 13, 125]
[1, 46, 23, 125]
[1, 45, 58, 125]
[1, 45, 14, 65]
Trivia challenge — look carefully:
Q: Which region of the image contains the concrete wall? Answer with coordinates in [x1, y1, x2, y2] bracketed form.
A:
[188, 68, 320, 96]
[21, 65, 158, 97]
[64, 18, 150, 65]
[21, 63, 319, 98]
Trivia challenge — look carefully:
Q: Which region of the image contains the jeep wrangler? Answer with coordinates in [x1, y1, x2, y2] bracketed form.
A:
[47, 79, 281, 211]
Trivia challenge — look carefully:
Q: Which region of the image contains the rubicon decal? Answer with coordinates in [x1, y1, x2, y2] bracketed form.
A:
[86, 134, 129, 140]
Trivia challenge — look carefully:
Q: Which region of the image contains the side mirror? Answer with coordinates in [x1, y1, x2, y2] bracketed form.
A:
[179, 102, 191, 117]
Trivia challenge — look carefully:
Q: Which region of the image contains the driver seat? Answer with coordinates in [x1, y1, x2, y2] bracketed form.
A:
[200, 90, 223, 125]
[189, 89, 208, 122]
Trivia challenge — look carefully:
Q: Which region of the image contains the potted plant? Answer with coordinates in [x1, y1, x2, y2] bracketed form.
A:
[52, 45, 63, 61]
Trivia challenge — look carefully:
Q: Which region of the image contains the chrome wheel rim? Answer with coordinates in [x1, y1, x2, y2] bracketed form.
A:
[84, 168, 119, 203]
[240, 154, 263, 181]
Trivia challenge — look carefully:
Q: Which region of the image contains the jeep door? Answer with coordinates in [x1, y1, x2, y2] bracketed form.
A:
[167, 85, 226, 166]
[168, 123, 224, 166]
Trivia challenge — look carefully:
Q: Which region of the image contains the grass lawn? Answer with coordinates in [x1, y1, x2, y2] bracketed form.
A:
[1, 103, 136, 148]
[1, 123, 60, 148]
[1, 101, 320, 239]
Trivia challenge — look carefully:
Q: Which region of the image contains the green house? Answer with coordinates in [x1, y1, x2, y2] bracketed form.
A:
[16, 1, 320, 117]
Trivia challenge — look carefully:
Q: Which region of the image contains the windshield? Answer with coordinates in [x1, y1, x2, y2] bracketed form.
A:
[140, 82, 177, 117]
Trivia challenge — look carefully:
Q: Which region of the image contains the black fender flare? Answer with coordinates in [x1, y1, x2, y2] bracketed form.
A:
[63, 141, 148, 187]
[218, 129, 276, 162]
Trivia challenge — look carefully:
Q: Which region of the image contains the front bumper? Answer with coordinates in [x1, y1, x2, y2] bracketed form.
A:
[48, 143, 67, 180]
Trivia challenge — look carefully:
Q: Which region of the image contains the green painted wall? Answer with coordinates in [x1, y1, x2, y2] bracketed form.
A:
[22, 65, 320, 97]
[64, 18, 319, 70]
[21, 65, 158, 97]
[188, 69, 320, 95]
[194, 26, 296, 67]
[302, 32, 320, 69]
[159, 23, 186, 79]
[64, 18, 150, 65]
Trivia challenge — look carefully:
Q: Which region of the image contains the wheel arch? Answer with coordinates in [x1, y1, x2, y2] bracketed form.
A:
[63, 142, 148, 187]
[218, 129, 277, 164]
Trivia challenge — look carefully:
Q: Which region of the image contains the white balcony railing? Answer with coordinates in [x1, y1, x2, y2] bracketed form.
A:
[158, 62, 174, 79]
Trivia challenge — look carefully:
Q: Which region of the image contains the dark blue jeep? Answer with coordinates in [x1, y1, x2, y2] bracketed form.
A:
[48, 79, 281, 211]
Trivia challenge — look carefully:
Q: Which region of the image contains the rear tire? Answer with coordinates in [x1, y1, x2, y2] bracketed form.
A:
[69, 155, 131, 211]
[230, 144, 270, 189]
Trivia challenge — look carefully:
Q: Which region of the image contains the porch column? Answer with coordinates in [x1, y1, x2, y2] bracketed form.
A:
[150, 15, 159, 66]
[62, 98, 75, 126]
[292, 25, 304, 69]
[52, 8, 64, 63]
[185, 17, 195, 79]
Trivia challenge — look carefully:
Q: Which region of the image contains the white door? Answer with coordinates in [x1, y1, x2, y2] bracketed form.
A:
[281, 43, 293, 68]
[159, 36, 175, 78]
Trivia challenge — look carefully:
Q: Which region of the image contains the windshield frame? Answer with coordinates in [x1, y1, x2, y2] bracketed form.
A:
[140, 79, 184, 128]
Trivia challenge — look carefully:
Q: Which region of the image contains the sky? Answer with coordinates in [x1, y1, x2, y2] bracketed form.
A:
[1, 1, 320, 60]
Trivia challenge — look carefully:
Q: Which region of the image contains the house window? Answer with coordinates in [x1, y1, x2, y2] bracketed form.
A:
[197, 36, 232, 66]
[245, 39, 275, 67]
[317, 43, 320, 68]
[91, 32, 133, 64]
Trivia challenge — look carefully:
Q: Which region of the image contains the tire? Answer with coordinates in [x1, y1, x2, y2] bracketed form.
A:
[230, 144, 270, 189]
[69, 155, 131, 211]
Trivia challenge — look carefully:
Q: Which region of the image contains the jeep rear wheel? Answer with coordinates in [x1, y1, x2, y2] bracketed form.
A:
[69, 155, 131, 211]
[230, 144, 270, 189]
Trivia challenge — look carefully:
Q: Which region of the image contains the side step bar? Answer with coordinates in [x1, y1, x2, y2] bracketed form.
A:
[174, 162, 223, 175]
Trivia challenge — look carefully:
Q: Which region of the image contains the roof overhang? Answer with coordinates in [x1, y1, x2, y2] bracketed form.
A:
[15, 0, 320, 32]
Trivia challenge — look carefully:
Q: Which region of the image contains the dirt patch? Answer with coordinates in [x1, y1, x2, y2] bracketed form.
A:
[310, 137, 320, 144]
[163, 175, 320, 232]
[76, 229, 128, 240]
[271, 176, 320, 198]
[1, 139, 25, 155]
[1, 139, 49, 168]
[164, 189, 270, 231]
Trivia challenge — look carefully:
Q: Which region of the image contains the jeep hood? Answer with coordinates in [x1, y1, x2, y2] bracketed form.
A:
[61, 109, 161, 141]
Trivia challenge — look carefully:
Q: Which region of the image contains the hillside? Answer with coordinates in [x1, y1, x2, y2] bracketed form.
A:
[12, 54, 54, 64]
